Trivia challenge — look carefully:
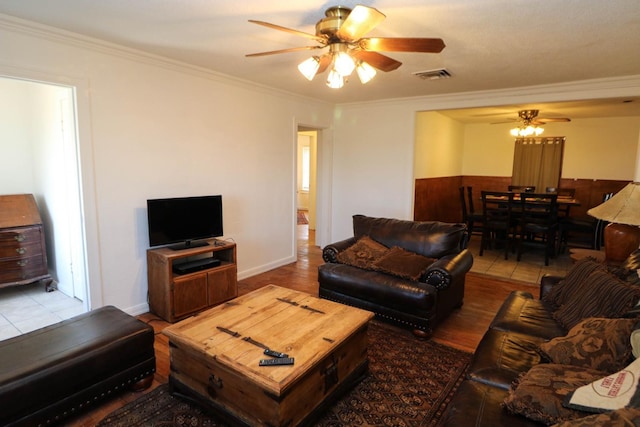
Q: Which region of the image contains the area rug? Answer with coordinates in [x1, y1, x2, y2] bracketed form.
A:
[297, 209, 309, 225]
[98, 321, 470, 427]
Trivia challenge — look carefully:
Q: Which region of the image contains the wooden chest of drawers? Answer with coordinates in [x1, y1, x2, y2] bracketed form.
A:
[0, 194, 52, 290]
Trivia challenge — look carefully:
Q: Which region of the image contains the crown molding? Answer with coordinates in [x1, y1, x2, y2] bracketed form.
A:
[338, 74, 640, 111]
[0, 13, 333, 107]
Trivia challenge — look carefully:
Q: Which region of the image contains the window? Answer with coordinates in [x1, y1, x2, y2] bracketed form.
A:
[512, 137, 564, 191]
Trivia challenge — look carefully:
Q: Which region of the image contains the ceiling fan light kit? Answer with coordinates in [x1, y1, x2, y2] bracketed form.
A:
[507, 109, 570, 137]
[248, 5, 445, 90]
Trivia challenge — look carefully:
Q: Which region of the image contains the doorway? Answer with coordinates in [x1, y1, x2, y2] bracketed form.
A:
[296, 128, 318, 247]
[0, 77, 88, 311]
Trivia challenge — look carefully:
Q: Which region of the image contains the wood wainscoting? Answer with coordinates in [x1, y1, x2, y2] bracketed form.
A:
[414, 176, 629, 223]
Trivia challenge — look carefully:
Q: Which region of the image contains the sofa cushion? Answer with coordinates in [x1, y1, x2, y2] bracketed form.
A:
[371, 246, 435, 281]
[503, 363, 604, 425]
[318, 263, 437, 315]
[336, 235, 388, 269]
[352, 214, 466, 258]
[553, 270, 640, 330]
[539, 317, 636, 373]
[489, 291, 566, 339]
[467, 328, 549, 390]
[440, 380, 540, 427]
[542, 258, 606, 310]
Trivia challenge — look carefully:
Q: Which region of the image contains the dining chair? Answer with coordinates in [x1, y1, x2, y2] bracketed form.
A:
[480, 191, 516, 260]
[464, 186, 483, 239]
[508, 185, 536, 193]
[547, 187, 576, 218]
[459, 185, 469, 223]
[558, 192, 614, 253]
[515, 192, 559, 266]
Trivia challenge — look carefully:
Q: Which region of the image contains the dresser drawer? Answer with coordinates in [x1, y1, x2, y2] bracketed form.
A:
[0, 255, 48, 283]
[0, 227, 44, 259]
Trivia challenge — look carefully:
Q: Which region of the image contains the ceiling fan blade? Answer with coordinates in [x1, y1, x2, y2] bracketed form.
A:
[351, 51, 402, 72]
[336, 5, 385, 42]
[359, 37, 446, 53]
[245, 46, 323, 57]
[490, 119, 518, 124]
[537, 118, 572, 123]
[248, 20, 327, 43]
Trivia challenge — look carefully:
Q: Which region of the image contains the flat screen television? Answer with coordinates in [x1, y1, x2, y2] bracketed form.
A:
[147, 195, 223, 250]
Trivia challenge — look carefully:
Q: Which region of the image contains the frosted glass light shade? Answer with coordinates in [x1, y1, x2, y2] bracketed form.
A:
[356, 61, 376, 84]
[326, 69, 344, 89]
[298, 56, 320, 81]
[510, 125, 544, 137]
[333, 51, 355, 76]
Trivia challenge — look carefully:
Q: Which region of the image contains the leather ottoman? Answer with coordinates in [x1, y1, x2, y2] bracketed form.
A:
[0, 305, 155, 426]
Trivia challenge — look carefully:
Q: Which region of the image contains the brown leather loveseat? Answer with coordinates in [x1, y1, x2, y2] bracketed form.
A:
[441, 252, 640, 426]
[318, 214, 473, 337]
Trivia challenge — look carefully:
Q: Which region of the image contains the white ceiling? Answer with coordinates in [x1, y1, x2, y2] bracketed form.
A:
[1, 0, 640, 121]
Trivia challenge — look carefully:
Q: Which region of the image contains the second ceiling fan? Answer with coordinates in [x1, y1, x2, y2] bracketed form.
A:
[495, 110, 571, 137]
[246, 5, 446, 88]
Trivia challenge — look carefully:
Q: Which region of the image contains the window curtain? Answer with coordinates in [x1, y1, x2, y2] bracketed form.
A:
[512, 137, 564, 191]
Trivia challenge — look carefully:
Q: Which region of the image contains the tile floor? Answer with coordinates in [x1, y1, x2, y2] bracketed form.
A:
[467, 234, 577, 284]
[0, 282, 85, 340]
[0, 231, 590, 341]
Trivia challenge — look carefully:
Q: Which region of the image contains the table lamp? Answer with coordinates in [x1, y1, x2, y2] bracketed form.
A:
[587, 182, 640, 264]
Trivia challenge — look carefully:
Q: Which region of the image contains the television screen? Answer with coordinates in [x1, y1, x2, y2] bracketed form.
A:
[147, 195, 223, 249]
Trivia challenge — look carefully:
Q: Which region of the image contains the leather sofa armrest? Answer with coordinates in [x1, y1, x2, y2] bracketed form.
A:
[423, 249, 473, 290]
[539, 274, 565, 299]
[322, 237, 357, 263]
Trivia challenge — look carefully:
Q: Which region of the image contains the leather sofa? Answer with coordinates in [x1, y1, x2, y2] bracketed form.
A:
[318, 214, 473, 337]
[441, 253, 640, 426]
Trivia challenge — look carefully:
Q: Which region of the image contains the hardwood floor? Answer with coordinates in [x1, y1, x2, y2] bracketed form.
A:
[66, 226, 536, 426]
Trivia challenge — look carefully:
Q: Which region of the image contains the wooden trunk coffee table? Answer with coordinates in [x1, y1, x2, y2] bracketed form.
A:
[163, 284, 374, 426]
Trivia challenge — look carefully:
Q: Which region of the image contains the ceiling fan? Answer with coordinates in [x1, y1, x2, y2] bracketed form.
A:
[246, 5, 445, 88]
[492, 110, 572, 125]
[494, 110, 571, 137]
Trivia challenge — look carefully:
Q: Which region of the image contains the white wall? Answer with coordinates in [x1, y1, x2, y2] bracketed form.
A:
[331, 102, 417, 239]
[0, 79, 36, 192]
[0, 18, 333, 314]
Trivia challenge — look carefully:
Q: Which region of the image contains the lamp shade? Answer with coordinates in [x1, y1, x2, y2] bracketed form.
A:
[587, 182, 640, 226]
[298, 56, 321, 81]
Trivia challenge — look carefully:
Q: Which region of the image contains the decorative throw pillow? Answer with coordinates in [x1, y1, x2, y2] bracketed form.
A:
[503, 363, 605, 425]
[608, 248, 640, 286]
[370, 246, 436, 281]
[552, 407, 640, 427]
[538, 317, 636, 373]
[336, 235, 388, 269]
[552, 270, 640, 330]
[542, 258, 606, 310]
[564, 356, 640, 413]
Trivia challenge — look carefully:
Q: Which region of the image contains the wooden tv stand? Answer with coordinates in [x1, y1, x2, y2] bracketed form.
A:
[147, 240, 237, 322]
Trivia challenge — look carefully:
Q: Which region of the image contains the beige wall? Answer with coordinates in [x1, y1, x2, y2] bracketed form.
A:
[414, 111, 465, 179]
[414, 112, 640, 180]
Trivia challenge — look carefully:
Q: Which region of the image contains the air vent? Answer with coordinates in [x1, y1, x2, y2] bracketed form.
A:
[412, 68, 452, 80]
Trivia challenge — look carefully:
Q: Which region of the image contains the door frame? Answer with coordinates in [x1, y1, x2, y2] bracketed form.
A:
[0, 65, 102, 309]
